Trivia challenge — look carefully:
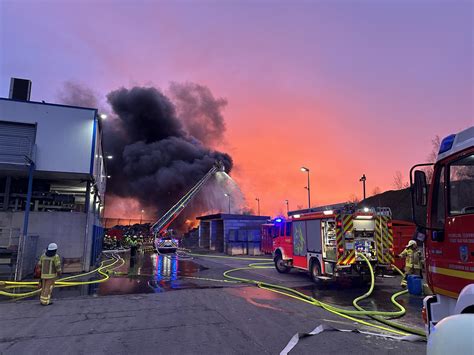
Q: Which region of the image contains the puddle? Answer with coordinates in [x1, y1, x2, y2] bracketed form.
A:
[1, 252, 214, 301]
[292, 277, 425, 328]
[225, 287, 285, 312]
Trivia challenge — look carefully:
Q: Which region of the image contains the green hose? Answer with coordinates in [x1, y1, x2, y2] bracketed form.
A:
[0, 253, 125, 298]
[351, 255, 426, 336]
[191, 252, 426, 338]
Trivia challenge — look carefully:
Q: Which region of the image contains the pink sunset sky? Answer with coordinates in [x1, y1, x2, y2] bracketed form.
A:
[1, 0, 472, 218]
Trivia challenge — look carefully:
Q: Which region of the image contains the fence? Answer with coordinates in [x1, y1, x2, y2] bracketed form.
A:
[15, 234, 39, 280]
[0, 227, 20, 248]
[0, 228, 38, 280]
[102, 218, 155, 229]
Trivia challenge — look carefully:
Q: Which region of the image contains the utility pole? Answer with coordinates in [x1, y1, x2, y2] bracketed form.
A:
[359, 174, 367, 200]
[285, 200, 289, 215]
[255, 198, 260, 216]
[301, 167, 311, 209]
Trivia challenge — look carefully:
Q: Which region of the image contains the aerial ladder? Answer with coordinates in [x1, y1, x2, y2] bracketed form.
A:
[151, 161, 225, 252]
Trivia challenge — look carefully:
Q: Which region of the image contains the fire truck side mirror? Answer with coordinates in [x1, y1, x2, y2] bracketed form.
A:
[414, 170, 428, 206]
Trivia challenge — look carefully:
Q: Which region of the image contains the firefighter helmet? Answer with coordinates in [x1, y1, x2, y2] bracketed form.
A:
[47, 243, 58, 251]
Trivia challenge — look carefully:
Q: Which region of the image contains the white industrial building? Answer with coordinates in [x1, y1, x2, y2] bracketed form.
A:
[0, 78, 107, 278]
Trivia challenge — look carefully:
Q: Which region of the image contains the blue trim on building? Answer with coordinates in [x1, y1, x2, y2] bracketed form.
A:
[90, 118, 97, 175]
[90, 225, 104, 266]
[0, 97, 97, 112]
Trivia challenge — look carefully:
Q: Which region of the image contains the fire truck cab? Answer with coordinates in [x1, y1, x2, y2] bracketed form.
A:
[411, 126, 474, 334]
[272, 205, 394, 282]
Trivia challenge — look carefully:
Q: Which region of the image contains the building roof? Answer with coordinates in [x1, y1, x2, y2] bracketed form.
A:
[0, 97, 97, 113]
[196, 213, 270, 221]
[288, 202, 351, 216]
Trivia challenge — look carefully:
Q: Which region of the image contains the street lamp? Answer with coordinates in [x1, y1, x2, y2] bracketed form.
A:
[224, 193, 231, 214]
[99, 113, 107, 119]
[300, 167, 311, 209]
[285, 200, 289, 215]
[359, 174, 367, 200]
[255, 198, 260, 216]
[140, 209, 145, 224]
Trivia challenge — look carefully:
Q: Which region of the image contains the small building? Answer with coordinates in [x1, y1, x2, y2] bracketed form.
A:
[197, 213, 270, 255]
[0, 78, 106, 277]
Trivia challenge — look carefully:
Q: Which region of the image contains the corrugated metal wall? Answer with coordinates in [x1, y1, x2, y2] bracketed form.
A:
[0, 121, 36, 164]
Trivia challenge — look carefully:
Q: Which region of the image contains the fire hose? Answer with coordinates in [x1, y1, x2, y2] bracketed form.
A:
[0, 253, 125, 298]
[187, 251, 426, 338]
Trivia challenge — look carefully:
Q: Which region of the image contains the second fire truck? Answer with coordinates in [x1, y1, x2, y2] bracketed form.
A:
[272, 205, 394, 282]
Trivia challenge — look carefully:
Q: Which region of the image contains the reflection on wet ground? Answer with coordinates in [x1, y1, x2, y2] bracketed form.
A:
[2, 252, 215, 301]
[98, 252, 209, 296]
[1, 251, 425, 329]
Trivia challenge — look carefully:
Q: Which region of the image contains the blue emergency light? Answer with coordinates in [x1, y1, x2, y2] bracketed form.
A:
[438, 134, 456, 154]
[275, 218, 283, 223]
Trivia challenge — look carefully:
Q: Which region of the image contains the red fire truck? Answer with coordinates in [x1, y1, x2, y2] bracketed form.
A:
[272, 205, 394, 282]
[411, 126, 474, 333]
[392, 220, 416, 270]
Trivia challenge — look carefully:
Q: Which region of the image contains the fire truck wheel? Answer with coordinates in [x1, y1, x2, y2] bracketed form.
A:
[274, 254, 290, 273]
[310, 259, 322, 284]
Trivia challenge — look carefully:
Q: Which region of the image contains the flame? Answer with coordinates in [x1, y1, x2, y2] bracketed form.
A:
[184, 219, 199, 230]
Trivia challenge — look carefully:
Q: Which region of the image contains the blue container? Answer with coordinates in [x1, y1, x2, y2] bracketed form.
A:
[407, 275, 422, 295]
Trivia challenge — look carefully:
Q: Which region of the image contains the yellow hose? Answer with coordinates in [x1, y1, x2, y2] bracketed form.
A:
[191, 252, 425, 338]
[350, 257, 426, 336]
[0, 253, 125, 298]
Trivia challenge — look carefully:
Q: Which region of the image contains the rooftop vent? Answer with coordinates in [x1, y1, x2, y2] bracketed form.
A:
[9, 78, 32, 101]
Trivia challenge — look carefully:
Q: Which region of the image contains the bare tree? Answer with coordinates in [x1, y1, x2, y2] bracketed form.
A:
[348, 194, 360, 204]
[393, 171, 409, 190]
[371, 186, 382, 196]
[424, 135, 441, 183]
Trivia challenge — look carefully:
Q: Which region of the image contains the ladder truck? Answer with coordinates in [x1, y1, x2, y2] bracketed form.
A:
[151, 161, 225, 253]
[410, 126, 474, 338]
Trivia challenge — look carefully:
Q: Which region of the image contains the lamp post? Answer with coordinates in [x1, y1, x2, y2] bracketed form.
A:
[300, 167, 311, 209]
[285, 200, 289, 215]
[359, 174, 367, 200]
[255, 198, 260, 216]
[140, 209, 145, 224]
[224, 193, 231, 214]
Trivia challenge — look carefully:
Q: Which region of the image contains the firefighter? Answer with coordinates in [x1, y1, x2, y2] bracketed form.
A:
[399, 240, 423, 287]
[129, 235, 138, 258]
[37, 243, 62, 306]
[103, 235, 112, 250]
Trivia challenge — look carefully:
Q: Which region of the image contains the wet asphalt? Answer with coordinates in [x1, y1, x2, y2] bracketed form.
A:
[1, 250, 425, 329]
[0, 250, 426, 354]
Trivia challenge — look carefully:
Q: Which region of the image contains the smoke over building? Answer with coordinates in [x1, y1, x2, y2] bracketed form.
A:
[104, 85, 239, 227]
[58, 82, 248, 229]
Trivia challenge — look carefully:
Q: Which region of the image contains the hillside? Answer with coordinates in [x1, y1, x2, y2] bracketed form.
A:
[359, 187, 426, 222]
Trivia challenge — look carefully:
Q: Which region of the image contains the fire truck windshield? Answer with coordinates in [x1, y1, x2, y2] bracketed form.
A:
[448, 153, 474, 215]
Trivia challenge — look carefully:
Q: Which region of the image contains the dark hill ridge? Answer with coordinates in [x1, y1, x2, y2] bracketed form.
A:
[359, 188, 426, 222]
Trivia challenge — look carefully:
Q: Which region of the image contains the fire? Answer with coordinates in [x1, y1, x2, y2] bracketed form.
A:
[184, 219, 199, 230]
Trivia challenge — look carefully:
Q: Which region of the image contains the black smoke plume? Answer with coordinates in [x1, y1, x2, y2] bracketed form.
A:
[169, 82, 227, 147]
[104, 86, 235, 228]
[57, 81, 99, 109]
